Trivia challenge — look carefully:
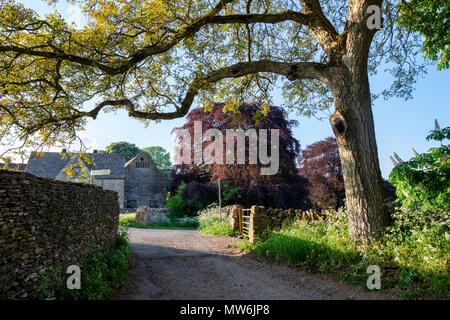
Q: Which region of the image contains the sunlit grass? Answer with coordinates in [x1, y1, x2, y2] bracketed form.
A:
[249, 209, 449, 299]
[198, 217, 236, 236]
[119, 213, 198, 230]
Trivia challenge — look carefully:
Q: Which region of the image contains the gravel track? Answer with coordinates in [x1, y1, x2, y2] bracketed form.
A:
[113, 228, 395, 300]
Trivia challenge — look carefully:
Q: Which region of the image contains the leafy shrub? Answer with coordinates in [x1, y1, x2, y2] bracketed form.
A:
[166, 182, 187, 217]
[220, 180, 242, 205]
[197, 204, 235, 236]
[249, 181, 311, 209]
[169, 164, 211, 194]
[389, 125, 449, 212]
[181, 181, 217, 215]
[216, 180, 310, 210]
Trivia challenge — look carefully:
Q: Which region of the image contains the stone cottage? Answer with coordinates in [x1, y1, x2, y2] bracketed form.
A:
[25, 150, 167, 209]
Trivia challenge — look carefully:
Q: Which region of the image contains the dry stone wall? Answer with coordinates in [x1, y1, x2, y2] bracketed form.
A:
[0, 170, 120, 299]
[135, 206, 170, 225]
[230, 205, 323, 243]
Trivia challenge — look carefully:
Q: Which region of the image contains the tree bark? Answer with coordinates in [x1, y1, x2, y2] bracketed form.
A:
[328, 67, 390, 242]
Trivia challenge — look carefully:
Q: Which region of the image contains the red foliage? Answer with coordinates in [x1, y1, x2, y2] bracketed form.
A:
[298, 137, 345, 210]
[171, 102, 309, 209]
[173, 102, 302, 187]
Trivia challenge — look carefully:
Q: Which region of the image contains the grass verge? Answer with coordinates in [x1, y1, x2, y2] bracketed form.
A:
[245, 209, 449, 299]
[235, 239, 253, 252]
[119, 213, 198, 229]
[198, 217, 236, 236]
[196, 204, 236, 236]
[36, 228, 131, 300]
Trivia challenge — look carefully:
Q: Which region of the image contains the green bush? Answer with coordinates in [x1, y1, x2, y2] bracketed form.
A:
[36, 228, 131, 300]
[197, 204, 236, 236]
[220, 180, 242, 205]
[389, 125, 449, 212]
[166, 182, 187, 217]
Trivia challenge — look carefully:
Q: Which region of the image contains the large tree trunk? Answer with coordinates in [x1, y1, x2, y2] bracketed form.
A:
[328, 68, 390, 242]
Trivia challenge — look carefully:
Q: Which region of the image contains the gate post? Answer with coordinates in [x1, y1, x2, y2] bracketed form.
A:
[249, 206, 267, 243]
[238, 208, 243, 235]
[249, 205, 258, 243]
[229, 206, 242, 232]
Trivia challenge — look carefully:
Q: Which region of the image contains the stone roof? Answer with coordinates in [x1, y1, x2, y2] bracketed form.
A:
[125, 151, 158, 170]
[25, 152, 126, 179]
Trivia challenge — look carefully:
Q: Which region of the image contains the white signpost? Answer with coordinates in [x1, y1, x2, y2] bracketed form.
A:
[90, 169, 111, 184]
[218, 178, 222, 218]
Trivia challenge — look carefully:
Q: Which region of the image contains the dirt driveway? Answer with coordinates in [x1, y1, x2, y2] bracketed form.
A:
[114, 228, 394, 300]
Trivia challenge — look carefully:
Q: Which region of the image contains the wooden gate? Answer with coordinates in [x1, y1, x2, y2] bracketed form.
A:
[239, 208, 252, 238]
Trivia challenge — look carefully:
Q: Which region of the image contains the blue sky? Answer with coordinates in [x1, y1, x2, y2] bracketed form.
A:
[15, 0, 450, 178]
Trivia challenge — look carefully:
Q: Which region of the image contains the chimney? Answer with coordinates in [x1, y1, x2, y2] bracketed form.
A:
[93, 150, 98, 154]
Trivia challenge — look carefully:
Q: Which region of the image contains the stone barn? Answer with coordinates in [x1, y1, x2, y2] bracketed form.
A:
[24, 150, 167, 209]
[124, 152, 167, 209]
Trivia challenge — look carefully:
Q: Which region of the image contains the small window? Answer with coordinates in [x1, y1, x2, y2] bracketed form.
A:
[136, 160, 149, 168]
[127, 199, 137, 209]
[148, 199, 160, 208]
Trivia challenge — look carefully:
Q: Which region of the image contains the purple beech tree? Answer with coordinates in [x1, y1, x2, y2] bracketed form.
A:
[171, 103, 309, 210]
[298, 137, 345, 210]
[172, 103, 301, 187]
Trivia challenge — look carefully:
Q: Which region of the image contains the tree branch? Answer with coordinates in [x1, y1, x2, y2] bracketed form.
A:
[126, 60, 334, 120]
[299, 0, 340, 57]
[1, 4, 322, 76]
[0, 0, 234, 75]
[17, 59, 334, 132]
